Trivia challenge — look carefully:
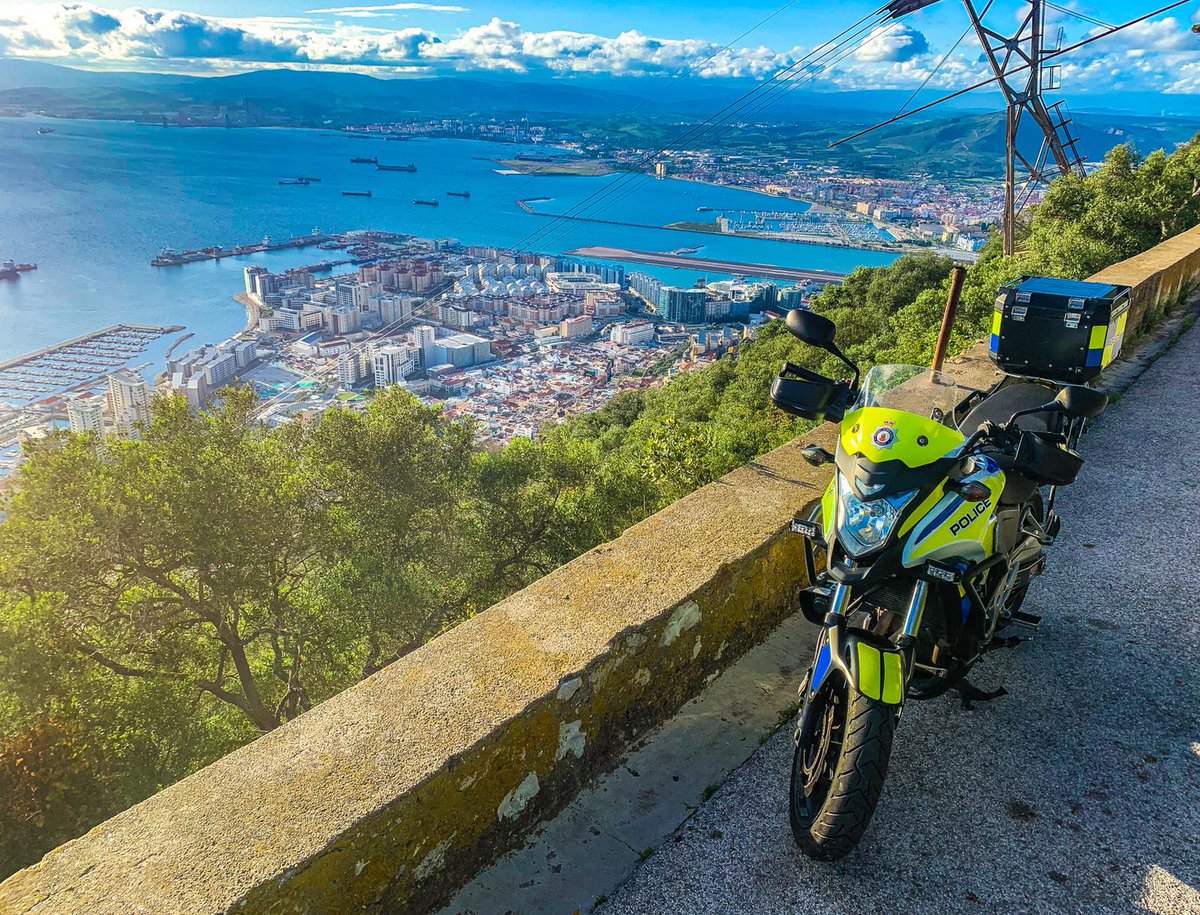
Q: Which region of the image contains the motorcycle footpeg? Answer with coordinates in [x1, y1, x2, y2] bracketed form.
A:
[1010, 609, 1043, 628]
[1045, 514, 1062, 540]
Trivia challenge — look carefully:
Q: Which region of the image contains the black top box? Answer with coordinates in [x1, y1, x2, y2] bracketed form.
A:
[989, 276, 1132, 383]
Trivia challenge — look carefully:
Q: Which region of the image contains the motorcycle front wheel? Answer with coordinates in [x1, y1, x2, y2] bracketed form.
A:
[789, 671, 898, 860]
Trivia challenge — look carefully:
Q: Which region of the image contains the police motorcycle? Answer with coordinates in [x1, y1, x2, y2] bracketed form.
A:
[769, 303, 1111, 861]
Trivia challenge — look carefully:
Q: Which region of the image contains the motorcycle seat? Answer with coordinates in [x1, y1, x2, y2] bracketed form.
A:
[963, 383, 1059, 505]
[960, 382, 1059, 435]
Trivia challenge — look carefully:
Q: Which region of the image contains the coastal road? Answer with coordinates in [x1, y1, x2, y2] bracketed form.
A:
[567, 246, 849, 284]
[600, 320, 1200, 914]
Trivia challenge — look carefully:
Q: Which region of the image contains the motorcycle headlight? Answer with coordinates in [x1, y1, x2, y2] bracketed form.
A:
[837, 476, 917, 556]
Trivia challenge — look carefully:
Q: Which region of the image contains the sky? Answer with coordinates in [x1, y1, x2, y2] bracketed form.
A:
[1, 0, 1199, 93]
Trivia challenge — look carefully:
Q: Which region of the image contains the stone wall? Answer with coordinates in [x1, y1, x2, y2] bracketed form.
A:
[3, 226, 1199, 914]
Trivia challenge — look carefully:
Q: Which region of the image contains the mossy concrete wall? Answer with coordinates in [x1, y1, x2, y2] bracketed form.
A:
[3, 227, 1199, 915]
[1089, 224, 1200, 334]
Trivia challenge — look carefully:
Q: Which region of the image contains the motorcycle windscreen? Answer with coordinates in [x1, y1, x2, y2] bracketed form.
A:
[841, 406, 965, 468]
[841, 366, 967, 468]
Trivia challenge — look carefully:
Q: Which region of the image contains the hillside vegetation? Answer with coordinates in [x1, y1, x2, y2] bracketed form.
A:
[1, 137, 1198, 876]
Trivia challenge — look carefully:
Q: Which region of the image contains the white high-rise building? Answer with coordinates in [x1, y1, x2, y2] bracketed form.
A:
[413, 324, 436, 367]
[67, 396, 106, 436]
[373, 344, 415, 388]
[379, 295, 414, 327]
[107, 370, 151, 436]
[338, 350, 367, 386]
[322, 304, 362, 337]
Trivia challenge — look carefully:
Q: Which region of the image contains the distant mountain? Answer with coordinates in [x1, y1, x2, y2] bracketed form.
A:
[4, 59, 1200, 121]
[827, 110, 1197, 177]
[0, 59, 1194, 179]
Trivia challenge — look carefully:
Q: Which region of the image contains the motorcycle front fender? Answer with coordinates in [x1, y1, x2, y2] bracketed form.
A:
[808, 625, 907, 706]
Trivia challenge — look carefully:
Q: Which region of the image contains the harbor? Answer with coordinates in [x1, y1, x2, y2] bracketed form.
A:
[150, 229, 330, 267]
[0, 324, 182, 407]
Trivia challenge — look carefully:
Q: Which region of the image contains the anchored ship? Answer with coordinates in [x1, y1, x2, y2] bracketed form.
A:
[447, 191, 471, 198]
[413, 199, 439, 207]
[342, 190, 372, 197]
[350, 157, 378, 164]
[377, 162, 417, 172]
[279, 178, 310, 186]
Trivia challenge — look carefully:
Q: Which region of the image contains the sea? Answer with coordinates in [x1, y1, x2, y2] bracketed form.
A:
[0, 116, 898, 366]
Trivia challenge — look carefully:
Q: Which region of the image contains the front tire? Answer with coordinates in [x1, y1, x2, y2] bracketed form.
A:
[789, 672, 898, 860]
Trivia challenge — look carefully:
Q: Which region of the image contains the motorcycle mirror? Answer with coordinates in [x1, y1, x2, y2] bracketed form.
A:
[1054, 385, 1108, 420]
[786, 309, 837, 350]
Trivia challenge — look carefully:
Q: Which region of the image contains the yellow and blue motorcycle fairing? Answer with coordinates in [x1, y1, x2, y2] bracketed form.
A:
[805, 406, 1008, 706]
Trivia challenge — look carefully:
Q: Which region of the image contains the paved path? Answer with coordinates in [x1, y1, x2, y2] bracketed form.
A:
[602, 322, 1200, 915]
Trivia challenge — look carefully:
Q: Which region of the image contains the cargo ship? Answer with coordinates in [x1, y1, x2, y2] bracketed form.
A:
[413, 199, 439, 207]
[447, 191, 471, 198]
[279, 178, 310, 186]
[350, 157, 378, 164]
[377, 162, 417, 172]
[1, 261, 36, 278]
[342, 190, 372, 197]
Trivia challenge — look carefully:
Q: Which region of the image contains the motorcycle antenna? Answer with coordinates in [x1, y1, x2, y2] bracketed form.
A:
[830, 0, 1191, 256]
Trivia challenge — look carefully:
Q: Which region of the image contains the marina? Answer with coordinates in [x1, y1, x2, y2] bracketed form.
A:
[0, 324, 181, 407]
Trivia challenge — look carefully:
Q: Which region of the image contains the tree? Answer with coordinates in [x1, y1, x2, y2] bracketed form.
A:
[304, 388, 478, 671]
[0, 389, 323, 734]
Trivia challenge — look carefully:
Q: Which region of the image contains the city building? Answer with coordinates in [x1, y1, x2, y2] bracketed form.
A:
[629, 272, 666, 308]
[545, 272, 622, 296]
[559, 315, 594, 339]
[555, 258, 626, 286]
[583, 291, 625, 317]
[337, 350, 367, 386]
[777, 286, 806, 309]
[373, 344, 416, 388]
[67, 396, 106, 436]
[660, 287, 709, 324]
[322, 304, 362, 337]
[411, 324, 436, 368]
[427, 332, 493, 369]
[168, 340, 256, 409]
[611, 321, 656, 346]
[107, 369, 151, 436]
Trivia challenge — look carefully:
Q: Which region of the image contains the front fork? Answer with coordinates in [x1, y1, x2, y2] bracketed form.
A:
[803, 578, 925, 707]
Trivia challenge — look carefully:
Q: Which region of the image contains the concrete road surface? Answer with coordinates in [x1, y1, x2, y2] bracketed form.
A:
[601, 323, 1200, 915]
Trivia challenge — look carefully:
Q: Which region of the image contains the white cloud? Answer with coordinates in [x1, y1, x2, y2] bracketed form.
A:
[855, 23, 928, 63]
[0, 1, 1196, 93]
[307, 3, 468, 14]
